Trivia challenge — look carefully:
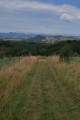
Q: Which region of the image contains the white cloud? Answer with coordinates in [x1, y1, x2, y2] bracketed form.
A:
[40, 26, 46, 29]
[60, 14, 74, 23]
[0, 0, 79, 13]
[0, 0, 80, 23]
[78, 16, 80, 19]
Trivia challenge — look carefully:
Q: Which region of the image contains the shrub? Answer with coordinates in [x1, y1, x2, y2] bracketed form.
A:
[59, 44, 74, 63]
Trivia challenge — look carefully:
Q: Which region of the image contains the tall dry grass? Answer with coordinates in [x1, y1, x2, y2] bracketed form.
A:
[49, 56, 80, 94]
[0, 56, 37, 112]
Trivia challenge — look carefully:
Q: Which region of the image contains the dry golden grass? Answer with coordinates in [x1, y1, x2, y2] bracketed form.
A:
[49, 56, 80, 94]
[0, 56, 37, 112]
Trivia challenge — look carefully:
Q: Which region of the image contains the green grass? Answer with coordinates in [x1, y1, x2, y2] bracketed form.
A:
[0, 57, 19, 70]
[70, 57, 80, 63]
[41, 62, 72, 120]
[0, 57, 80, 120]
[1, 61, 37, 120]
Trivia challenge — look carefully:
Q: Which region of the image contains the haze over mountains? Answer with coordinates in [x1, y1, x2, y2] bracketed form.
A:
[0, 32, 80, 44]
[0, 32, 37, 38]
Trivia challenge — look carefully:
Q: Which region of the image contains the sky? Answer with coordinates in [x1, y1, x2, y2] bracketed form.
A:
[0, 0, 80, 35]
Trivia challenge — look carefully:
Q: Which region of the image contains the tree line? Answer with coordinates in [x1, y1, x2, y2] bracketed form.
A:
[0, 40, 80, 59]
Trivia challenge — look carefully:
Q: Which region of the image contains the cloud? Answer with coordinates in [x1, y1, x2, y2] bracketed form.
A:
[0, 0, 79, 14]
[78, 16, 80, 19]
[60, 14, 74, 23]
[40, 26, 46, 29]
[0, 0, 80, 23]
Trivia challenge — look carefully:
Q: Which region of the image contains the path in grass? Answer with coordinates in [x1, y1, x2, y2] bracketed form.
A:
[1, 58, 80, 120]
[41, 59, 80, 120]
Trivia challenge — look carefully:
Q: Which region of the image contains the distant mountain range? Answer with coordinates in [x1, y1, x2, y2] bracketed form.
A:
[26, 35, 80, 43]
[0, 32, 53, 38]
[0, 32, 37, 38]
[0, 32, 80, 43]
[0, 32, 80, 38]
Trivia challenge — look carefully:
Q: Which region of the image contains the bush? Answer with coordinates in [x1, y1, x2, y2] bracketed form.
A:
[59, 44, 74, 63]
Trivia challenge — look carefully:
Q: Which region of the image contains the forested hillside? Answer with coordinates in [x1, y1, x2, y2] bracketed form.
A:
[0, 40, 80, 57]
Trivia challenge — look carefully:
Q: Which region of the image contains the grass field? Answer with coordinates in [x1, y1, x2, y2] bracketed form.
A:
[0, 57, 20, 70]
[0, 56, 80, 120]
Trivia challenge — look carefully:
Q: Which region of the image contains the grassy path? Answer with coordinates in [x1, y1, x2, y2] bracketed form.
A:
[1, 58, 80, 120]
[41, 60, 80, 120]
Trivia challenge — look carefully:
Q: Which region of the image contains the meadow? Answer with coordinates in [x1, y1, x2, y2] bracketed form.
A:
[0, 56, 80, 120]
[0, 57, 20, 70]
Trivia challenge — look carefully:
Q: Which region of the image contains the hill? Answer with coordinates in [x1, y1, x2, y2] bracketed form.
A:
[0, 39, 80, 57]
[26, 35, 80, 43]
[0, 32, 36, 38]
[0, 32, 80, 43]
[27, 35, 46, 43]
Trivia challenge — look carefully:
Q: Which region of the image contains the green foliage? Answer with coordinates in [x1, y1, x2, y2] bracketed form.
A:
[0, 40, 80, 57]
[70, 57, 80, 63]
[5, 47, 20, 57]
[73, 52, 79, 57]
[59, 44, 74, 62]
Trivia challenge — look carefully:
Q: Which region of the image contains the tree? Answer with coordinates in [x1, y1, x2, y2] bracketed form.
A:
[5, 47, 20, 57]
[59, 44, 74, 62]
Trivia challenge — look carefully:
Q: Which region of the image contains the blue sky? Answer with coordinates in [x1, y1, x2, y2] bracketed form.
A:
[0, 0, 80, 35]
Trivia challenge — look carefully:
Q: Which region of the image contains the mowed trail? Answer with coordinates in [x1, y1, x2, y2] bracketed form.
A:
[2, 58, 80, 120]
